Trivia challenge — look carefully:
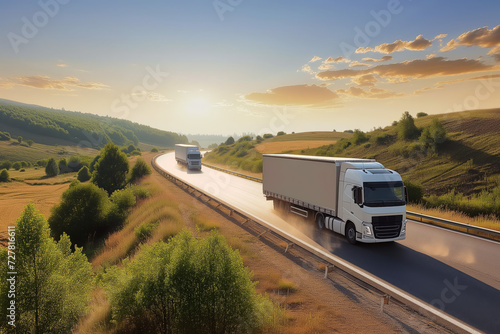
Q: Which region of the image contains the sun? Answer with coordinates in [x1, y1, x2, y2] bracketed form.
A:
[185, 97, 211, 115]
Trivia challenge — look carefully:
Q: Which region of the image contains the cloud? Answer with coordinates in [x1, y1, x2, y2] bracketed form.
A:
[352, 74, 378, 87]
[356, 35, 433, 54]
[349, 61, 371, 68]
[309, 56, 322, 63]
[56, 63, 68, 67]
[362, 55, 393, 63]
[437, 73, 500, 85]
[3, 75, 108, 91]
[244, 84, 339, 107]
[441, 25, 500, 53]
[316, 57, 494, 81]
[324, 56, 350, 63]
[301, 64, 314, 73]
[318, 64, 334, 70]
[336, 86, 404, 99]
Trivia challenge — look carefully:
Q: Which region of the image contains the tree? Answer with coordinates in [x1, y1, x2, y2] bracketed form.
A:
[92, 142, 129, 195]
[416, 112, 428, 118]
[419, 118, 447, 151]
[0, 160, 12, 170]
[225, 136, 235, 145]
[68, 156, 83, 172]
[77, 166, 91, 182]
[352, 129, 368, 145]
[49, 183, 111, 246]
[104, 230, 270, 334]
[45, 158, 59, 177]
[397, 111, 419, 140]
[26, 139, 34, 147]
[277, 131, 286, 136]
[17, 136, 23, 144]
[0, 169, 9, 182]
[0, 204, 93, 333]
[129, 157, 152, 183]
[151, 147, 159, 152]
[12, 161, 21, 170]
[58, 158, 69, 174]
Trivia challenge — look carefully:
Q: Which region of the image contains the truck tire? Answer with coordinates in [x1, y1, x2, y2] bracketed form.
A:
[345, 222, 357, 245]
[273, 199, 280, 210]
[315, 213, 325, 230]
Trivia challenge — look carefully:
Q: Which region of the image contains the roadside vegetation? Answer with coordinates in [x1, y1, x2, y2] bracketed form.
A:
[204, 109, 500, 227]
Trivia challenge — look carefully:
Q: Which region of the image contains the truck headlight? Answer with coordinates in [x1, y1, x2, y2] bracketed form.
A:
[362, 223, 372, 237]
[400, 220, 406, 235]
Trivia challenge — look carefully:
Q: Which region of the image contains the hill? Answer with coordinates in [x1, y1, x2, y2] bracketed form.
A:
[204, 109, 500, 217]
[0, 99, 188, 149]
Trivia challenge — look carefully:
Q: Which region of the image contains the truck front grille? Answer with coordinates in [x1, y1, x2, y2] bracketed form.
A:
[372, 215, 402, 239]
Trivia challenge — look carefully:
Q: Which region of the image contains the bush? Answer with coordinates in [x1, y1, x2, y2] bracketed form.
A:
[0, 161, 12, 170]
[404, 179, 424, 203]
[45, 158, 59, 177]
[225, 136, 235, 145]
[0, 131, 10, 141]
[277, 131, 286, 136]
[0, 169, 9, 182]
[92, 142, 129, 195]
[263, 133, 274, 139]
[77, 166, 91, 182]
[129, 149, 141, 156]
[107, 188, 137, 228]
[58, 158, 69, 173]
[103, 230, 270, 334]
[12, 162, 21, 170]
[26, 139, 34, 147]
[49, 183, 111, 246]
[151, 147, 159, 153]
[397, 111, 419, 140]
[352, 129, 368, 145]
[68, 156, 83, 172]
[129, 157, 152, 183]
[416, 112, 428, 118]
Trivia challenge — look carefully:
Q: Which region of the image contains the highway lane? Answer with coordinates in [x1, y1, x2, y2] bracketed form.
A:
[156, 152, 500, 333]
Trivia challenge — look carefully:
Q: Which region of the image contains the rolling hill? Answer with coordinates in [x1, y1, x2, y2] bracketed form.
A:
[0, 99, 188, 150]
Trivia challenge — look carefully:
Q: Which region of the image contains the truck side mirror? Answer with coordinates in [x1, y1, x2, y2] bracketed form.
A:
[353, 186, 363, 206]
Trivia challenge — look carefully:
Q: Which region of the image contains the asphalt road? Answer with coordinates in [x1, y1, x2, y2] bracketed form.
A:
[156, 152, 500, 333]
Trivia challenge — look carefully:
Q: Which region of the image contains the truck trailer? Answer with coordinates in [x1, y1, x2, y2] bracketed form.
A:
[263, 154, 407, 244]
[175, 144, 202, 170]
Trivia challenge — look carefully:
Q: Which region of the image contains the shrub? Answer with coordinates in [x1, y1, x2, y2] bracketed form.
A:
[17, 136, 23, 144]
[129, 157, 152, 183]
[263, 133, 274, 139]
[0, 169, 9, 182]
[49, 183, 111, 246]
[225, 136, 235, 145]
[92, 142, 129, 195]
[68, 156, 83, 172]
[45, 158, 59, 177]
[26, 139, 34, 147]
[12, 162, 21, 170]
[277, 131, 286, 136]
[107, 188, 137, 228]
[103, 230, 270, 334]
[416, 112, 428, 118]
[404, 179, 424, 203]
[129, 149, 141, 156]
[151, 147, 159, 153]
[77, 166, 91, 182]
[0, 131, 10, 141]
[58, 158, 69, 173]
[352, 129, 368, 145]
[397, 111, 419, 140]
[0, 161, 12, 170]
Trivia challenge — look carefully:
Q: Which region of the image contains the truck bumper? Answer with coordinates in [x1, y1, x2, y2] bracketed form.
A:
[357, 220, 406, 243]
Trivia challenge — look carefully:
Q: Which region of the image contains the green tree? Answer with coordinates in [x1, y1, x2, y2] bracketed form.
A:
[0, 160, 12, 170]
[49, 183, 111, 246]
[104, 230, 269, 334]
[397, 111, 419, 140]
[92, 142, 129, 194]
[151, 147, 159, 153]
[0, 169, 9, 182]
[277, 131, 286, 136]
[0, 204, 93, 333]
[17, 136, 23, 144]
[403, 179, 424, 203]
[77, 166, 92, 182]
[58, 158, 69, 174]
[225, 136, 235, 145]
[416, 112, 428, 118]
[352, 129, 369, 145]
[45, 158, 59, 177]
[68, 156, 83, 172]
[419, 118, 447, 152]
[12, 161, 21, 170]
[129, 157, 152, 183]
[26, 139, 34, 147]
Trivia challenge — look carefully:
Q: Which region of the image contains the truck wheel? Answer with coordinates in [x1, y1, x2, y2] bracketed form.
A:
[273, 199, 280, 210]
[345, 222, 357, 245]
[315, 214, 325, 230]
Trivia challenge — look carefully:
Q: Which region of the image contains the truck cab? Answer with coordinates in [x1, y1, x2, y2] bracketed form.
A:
[339, 162, 406, 243]
[186, 147, 202, 170]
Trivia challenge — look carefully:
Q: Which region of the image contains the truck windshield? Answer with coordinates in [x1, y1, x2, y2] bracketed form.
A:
[188, 153, 201, 160]
[363, 181, 405, 207]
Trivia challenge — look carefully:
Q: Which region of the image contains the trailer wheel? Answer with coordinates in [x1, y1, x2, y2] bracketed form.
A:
[273, 199, 280, 210]
[346, 222, 357, 245]
[315, 213, 325, 230]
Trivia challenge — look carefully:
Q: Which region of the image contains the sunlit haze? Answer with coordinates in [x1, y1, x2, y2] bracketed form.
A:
[1, 1, 499, 135]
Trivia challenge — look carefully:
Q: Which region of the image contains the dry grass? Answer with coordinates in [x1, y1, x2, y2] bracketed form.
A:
[74, 288, 111, 334]
[255, 140, 337, 154]
[407, 203, 500, 232]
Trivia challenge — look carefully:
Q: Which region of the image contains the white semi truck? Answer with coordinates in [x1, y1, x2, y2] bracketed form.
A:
[175, 144, 202, 170]
[263, 154, 407, 244]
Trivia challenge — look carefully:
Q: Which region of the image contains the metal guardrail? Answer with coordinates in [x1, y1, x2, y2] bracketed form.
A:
[153, 155, 480, 334]
[201, 162, 500, 243]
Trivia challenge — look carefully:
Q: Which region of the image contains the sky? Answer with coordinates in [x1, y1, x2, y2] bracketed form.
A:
[1, 0, 499, 136]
